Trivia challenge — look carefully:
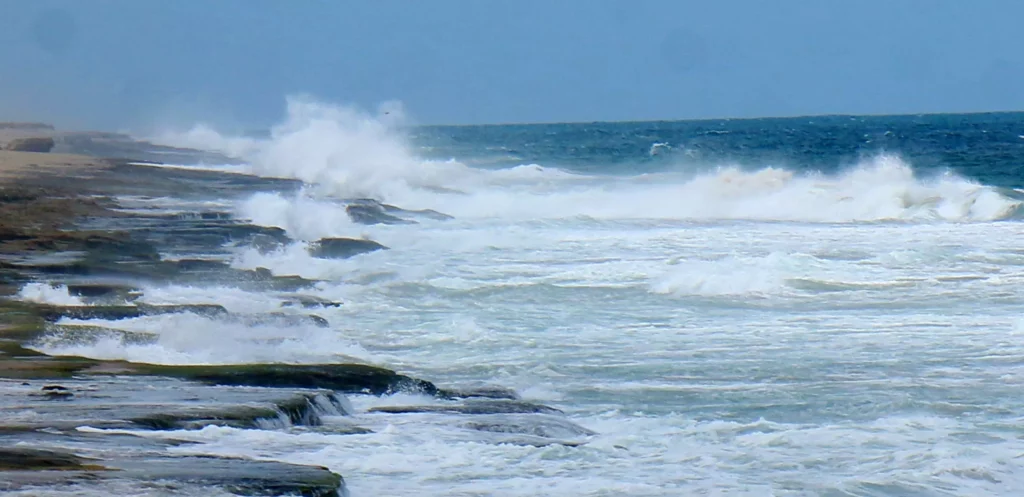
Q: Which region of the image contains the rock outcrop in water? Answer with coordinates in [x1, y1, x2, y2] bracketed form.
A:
[368, 399, 563, 415]
[308, 237, 388, 259]
[346, 198, 453, 225]
[0, 447, 103, 470]
[0, 144, 591, 496]
[137, 363, 439, 395]
[0, 448, 346, 497]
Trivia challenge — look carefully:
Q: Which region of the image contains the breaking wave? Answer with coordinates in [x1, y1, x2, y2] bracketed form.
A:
[155, 97, 1021, 224]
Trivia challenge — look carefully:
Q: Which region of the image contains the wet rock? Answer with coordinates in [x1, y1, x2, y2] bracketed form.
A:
[369, 399, 563, 415]
[232, 312, 330, 329]
[348, 198, 453, 223]
[345, 203, 416, 225]
[5, 137, 55, 153]
[464, 413, 596, 439]
[0, 455, 344, 497]
[280, 294, 343, 309]
[123, 457, 345, 497]
[307, 314, 330, 328]
[1, 377, 352, 430]
[0, 447, 104, 470]
[43, 324, 159, 346]
[170, 258, 231, 273]
[35, 303, 229, 322]
[37, 384, 74, 400]
[0, 355, 98, 379]
[0, 339, 46, 357]
[65, 282, 142, 301]
[0, 232, 160, 264]
[440, 385, 520, 400]
[308, 238, 387, 259]
[168, 262, 317, 292]
[136, 363, 438, 396]
[130, 404, 289, 430]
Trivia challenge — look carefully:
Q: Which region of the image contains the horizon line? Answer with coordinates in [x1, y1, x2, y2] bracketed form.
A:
[419, 108, 1024, 128]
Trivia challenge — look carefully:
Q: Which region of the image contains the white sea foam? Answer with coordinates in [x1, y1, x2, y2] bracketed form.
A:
[16, 283, 84, 306]
[34, 312, 373, 365]
[235, 190, 361, 241]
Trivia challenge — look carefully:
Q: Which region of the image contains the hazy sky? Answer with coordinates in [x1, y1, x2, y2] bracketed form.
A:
[2, 0, 1023, 129]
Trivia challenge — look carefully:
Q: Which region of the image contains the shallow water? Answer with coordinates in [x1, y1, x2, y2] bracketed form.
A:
[28, 107, 1024, 495]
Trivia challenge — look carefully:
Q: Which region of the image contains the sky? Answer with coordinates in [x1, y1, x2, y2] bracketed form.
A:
[1, 0, 1023, 130]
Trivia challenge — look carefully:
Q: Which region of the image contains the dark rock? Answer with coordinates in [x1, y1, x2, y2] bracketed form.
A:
[464, 414, 596, 439]
[345, 203, 416, 225]
[308, 238, 387, 259]
[348, 198, 453, 223]
[130, 405, 287, 430]
[439, 385, 520, 400]
[1, 377, 352, 433]
[0, 447, 104, 471]
[37, 384, 74, 400]
[0, 455, 344, 497]
[228, 312, 330, 329]
[369, 399, 563, 415]
[136, 363, 438, 396]
[307, 314, 330, 328]
[114, 457, 345, 497]
[35, 303, 229, 322]
[65, 283, 141, 300]
[5, 137, 55, 153]
[170, 258, 231, 273]
[280, 295, 343, 309]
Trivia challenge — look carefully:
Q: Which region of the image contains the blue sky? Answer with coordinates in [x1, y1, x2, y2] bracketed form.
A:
[1, 0, 1023, 129]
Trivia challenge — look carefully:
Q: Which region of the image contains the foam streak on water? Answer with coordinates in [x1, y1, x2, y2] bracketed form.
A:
[90, 102, 1024, 495]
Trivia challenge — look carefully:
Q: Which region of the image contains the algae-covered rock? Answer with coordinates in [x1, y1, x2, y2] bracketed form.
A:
[0, 356, 98, 379]
[44, 323, 159, 346]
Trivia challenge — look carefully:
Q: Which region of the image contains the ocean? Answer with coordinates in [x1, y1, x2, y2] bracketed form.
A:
[20, 101, 1024, 495]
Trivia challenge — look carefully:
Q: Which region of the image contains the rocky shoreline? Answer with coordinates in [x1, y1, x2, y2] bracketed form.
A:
[0, 128, 592, 495]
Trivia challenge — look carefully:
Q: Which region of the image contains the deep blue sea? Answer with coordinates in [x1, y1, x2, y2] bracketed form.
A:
[28, 103, 1024, 495]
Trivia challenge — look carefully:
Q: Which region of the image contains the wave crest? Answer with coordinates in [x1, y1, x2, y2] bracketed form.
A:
[152, 97, 1020, 224]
